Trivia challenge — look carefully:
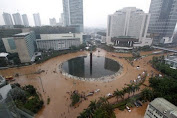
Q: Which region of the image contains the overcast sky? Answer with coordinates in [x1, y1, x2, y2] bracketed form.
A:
[0, 0, 151, 28]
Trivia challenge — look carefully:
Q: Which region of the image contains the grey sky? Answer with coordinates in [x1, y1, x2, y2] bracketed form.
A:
[0, 0, 151, 28]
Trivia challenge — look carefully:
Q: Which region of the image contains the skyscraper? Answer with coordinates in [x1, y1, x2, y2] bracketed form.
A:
[49, 18, 56, 26]
[106, 7, 150, 45]
[12, 13, 23, 25]
[22, 14, 29, 27]
[2, 12, 13, 26]
[63, 0, 84, 32]
[148, 0, 177, 44]
[33, 13, 41, 27]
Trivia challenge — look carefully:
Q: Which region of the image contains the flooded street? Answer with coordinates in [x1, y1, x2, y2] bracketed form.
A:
[0, 49, 160, 118]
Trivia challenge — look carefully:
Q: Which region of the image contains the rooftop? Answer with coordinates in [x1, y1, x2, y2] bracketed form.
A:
[13, 32, 31, 37]
[150, 98, 177, 118]
[0, 53, 8, 57]
[165, 55, 177, 62]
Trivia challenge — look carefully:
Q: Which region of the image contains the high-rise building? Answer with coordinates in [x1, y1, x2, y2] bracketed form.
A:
[106, 7, 151, 45]
[14, 31, 36, 63]
[12, 13, 23, 25]
[148, 0, 177, 44]
[33, 13, 41, 27]
[49, 18, 56, 26]
[63, 0, 84, 32]
[22, 14, 29, 27]
[2, 12, 13, 26]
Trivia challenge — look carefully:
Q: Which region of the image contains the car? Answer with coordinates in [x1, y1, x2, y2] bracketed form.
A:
[107, 93, 113, 97]
[86, 92, 94, 97]
[95, 89, 100, 93]
[134, 102, 139, 107]
[126, 106, 131, 112]
[136, 100, 143, 106]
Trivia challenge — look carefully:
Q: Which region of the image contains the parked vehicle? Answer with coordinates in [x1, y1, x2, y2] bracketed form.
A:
[134, 102, 139, 107]
[126, 106, 131, 112]
[137, 100, 143, 106]
[86, 92, 94, 97]
[107, 93, 113, 97]
[95, 89, 100, 93]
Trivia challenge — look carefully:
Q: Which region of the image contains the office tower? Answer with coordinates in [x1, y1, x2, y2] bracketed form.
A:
[33, 13, 41, 27]
[63, 0, 84, 32]
[12, 13, 23, 25]
[22, 14, 29, 27]
[148, 0, 177, 44]
[2, 12, 13, 26]
[49, 18, 56, 26]
[106, 7, 150, 45]
[14, 31, 36, 63]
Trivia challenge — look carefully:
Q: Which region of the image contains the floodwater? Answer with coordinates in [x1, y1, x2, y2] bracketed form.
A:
[0, 49, 162, 118]
[62, 55, 120, 78]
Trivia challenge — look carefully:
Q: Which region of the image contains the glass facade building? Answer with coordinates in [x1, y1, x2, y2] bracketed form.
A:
[148, 0, 177, 44]
[63, 0, 83, 32]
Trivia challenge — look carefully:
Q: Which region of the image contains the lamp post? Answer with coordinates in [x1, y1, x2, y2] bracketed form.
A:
[90, 45, 93, 75]
[39, 76, 44, 92]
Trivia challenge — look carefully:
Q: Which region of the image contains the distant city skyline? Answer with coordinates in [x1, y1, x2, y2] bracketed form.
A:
[0, 0, 151, 28]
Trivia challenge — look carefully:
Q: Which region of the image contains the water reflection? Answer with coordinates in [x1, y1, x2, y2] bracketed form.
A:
[62, 56, 120, 78]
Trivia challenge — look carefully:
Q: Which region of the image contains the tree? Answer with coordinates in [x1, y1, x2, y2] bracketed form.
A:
[141, 88, 154, 101]
[71, 92, 80, 106]
[119, 90, 125, 100]
[99, 96, 108, 104]
[132, 84, 140, 95]
[0, 58, 8, 67]
[113, 89, 121, 102]
[126, 84, 133, 98]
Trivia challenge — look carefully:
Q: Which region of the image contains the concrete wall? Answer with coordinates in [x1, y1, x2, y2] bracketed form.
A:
[14, 37, 31, 63]
[2, 37, 17, 53]
[134, 38, 153, 47]
[40, 33, 83, 43]
[36, 38, 80, 50]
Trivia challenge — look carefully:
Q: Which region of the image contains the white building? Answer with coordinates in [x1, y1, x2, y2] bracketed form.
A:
[36, 39, 80, 51]
[107, 7, 151, 46]
[2, 12, 13, 26]
[14, 32, 36, 63]
[49, 18, 57, 26]
[22, 14, 29, 27]
[12, 13, 23, 25]
[36, 33, 83, 50]
[133, 38, 153, 47]
[40, 33, 83, 43]
[33, 13, 41, 27]
[144, 98, 177, 118]
[165, 55, 177, 69]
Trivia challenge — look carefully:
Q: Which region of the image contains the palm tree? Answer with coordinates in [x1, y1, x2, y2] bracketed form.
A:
[134, 84, 140, 95]
[88, 100, 97, 113]
[113, 89, 121, 102]
[119, 90, 125, 100]
[126, 84, 133, 98]
[122, 87, 128, 99]
[99, 96, 109, 104]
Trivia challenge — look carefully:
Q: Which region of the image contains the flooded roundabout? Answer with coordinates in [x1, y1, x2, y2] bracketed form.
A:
[0, 49, 157, 118]
[60, 54, 123, 82]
